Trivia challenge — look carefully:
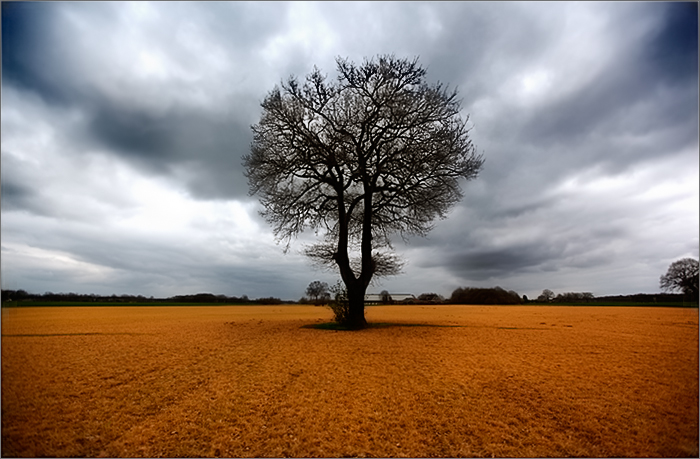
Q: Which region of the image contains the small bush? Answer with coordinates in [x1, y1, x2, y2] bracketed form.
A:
[326, 281, 352, 324]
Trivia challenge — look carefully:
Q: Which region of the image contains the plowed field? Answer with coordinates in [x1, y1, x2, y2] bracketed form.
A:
[2, 305, 698, 457]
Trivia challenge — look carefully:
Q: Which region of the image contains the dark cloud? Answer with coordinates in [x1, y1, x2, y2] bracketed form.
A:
[416, 201, 631, 281]
[523, 30, 697, 161]
[0, 151, 52, 217]
[90, 106, 176, 163]
[441, 244, 562, 282]
[0, 177, 34, 213]
[0, 1, 282, 201]
[85, 101, 253, 199]
[645, 2, 698, 85]
[1, 2, 67, 104]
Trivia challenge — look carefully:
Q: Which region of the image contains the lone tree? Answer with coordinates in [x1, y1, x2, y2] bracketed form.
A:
[537, 289, 555, 302]
[660, 258, 699, 300]
[306, 280, 330, 304]
[244, 55, 484, 329]
[380, 290, 392, 305]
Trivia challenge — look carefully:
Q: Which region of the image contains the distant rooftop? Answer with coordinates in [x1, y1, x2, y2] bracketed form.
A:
[365, 293, 415, 303]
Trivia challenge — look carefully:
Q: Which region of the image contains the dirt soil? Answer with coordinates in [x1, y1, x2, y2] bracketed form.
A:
[2, 305, 698, 457]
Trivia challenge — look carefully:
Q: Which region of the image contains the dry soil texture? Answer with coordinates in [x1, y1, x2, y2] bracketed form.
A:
[1, 305, 698, 457]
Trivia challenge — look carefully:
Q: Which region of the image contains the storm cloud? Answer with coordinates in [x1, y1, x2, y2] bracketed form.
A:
[2, 2, 697, 300]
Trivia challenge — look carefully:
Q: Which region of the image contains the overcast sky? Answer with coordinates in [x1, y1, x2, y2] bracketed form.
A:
[2, 2, 698, 301]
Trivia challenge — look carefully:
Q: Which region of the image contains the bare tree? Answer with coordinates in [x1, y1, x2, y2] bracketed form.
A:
[660, 258, 699, 300]
[244, 55, 484, 329]
[537, 289, 555, 302]
[306, 280, 330, 304]
[380, 290, 392, 305]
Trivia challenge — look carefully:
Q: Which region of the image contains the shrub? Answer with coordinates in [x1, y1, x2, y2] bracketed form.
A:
[326, 281, 352, 324]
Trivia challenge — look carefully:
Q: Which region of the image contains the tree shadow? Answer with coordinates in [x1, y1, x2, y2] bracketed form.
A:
[301, 322, 465, 331]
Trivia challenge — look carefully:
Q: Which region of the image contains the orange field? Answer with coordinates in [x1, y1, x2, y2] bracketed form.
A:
[1, 305, 698, 457]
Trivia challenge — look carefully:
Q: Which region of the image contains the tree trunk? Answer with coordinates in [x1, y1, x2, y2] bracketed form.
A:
[346, 283, 368, 329]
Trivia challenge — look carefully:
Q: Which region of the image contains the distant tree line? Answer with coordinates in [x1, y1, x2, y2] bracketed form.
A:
[590, 293, 693, 305]
[379, 288, 693, 306]
[534, 290, 595, 303]
[531, 289, 694, 306]
[416, 293, 445, 303]
[373, 287, 522, 305]
[449, 287, 522, 305]
[377, 292, 445, 305]
[0, 290, 286, 306]
[4, 284, 696, 308]
[169, 293, 285, 305]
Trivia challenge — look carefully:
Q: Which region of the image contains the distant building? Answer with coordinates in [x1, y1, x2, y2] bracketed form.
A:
[364, 293, 415, 304]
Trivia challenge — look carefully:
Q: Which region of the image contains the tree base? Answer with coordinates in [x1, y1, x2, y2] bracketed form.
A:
[341, 317, 368, 330]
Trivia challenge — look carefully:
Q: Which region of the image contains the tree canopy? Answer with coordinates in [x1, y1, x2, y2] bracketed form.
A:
[660, 258, 699, 300]
[305, 280, 330, 304]
[244, 55, 484, 328]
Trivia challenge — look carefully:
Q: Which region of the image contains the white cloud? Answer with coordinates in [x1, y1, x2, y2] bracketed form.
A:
[261, 2, 339, 68]
[1, 242, 117, 288]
